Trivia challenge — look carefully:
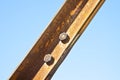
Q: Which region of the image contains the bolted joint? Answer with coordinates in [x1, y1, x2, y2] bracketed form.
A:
[59, 32, 70, 43]
[44, 54, 54, 65]
[44, 54, 52, 63]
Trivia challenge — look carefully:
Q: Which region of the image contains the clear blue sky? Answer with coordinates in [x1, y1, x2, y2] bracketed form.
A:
[0, 0, 120, 80]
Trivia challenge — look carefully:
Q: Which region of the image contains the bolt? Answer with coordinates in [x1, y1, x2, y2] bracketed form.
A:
[44, 54, 52, 63]
[59, 32, 68, 41]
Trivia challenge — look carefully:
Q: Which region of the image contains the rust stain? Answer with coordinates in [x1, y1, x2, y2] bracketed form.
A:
[9, 0, 105, 80]
[45, 40, 50, 48]
[70, 1, 83, 16]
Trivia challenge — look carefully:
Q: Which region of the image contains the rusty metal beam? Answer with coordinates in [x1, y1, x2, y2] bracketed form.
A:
[9, 0, 105, 80]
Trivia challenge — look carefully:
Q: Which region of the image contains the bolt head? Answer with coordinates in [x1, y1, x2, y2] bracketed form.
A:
[59, 32, 68, 41]
[44, 54, 52, 63]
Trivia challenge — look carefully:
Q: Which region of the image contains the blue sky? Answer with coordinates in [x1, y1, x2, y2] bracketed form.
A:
[0, 0, 120, 80]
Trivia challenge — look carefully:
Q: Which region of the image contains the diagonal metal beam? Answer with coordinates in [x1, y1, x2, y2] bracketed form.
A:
[9, 0, 105, 80]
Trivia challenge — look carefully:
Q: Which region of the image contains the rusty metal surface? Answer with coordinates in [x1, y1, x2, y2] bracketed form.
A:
[9, 0, 105, 80]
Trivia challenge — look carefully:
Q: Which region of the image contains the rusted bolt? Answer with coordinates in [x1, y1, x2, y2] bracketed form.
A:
[44, 54, 52, 63]
[59, 32, 69, 43]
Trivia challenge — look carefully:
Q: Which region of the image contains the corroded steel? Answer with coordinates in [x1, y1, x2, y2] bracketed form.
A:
[9, 0, 105, 80]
